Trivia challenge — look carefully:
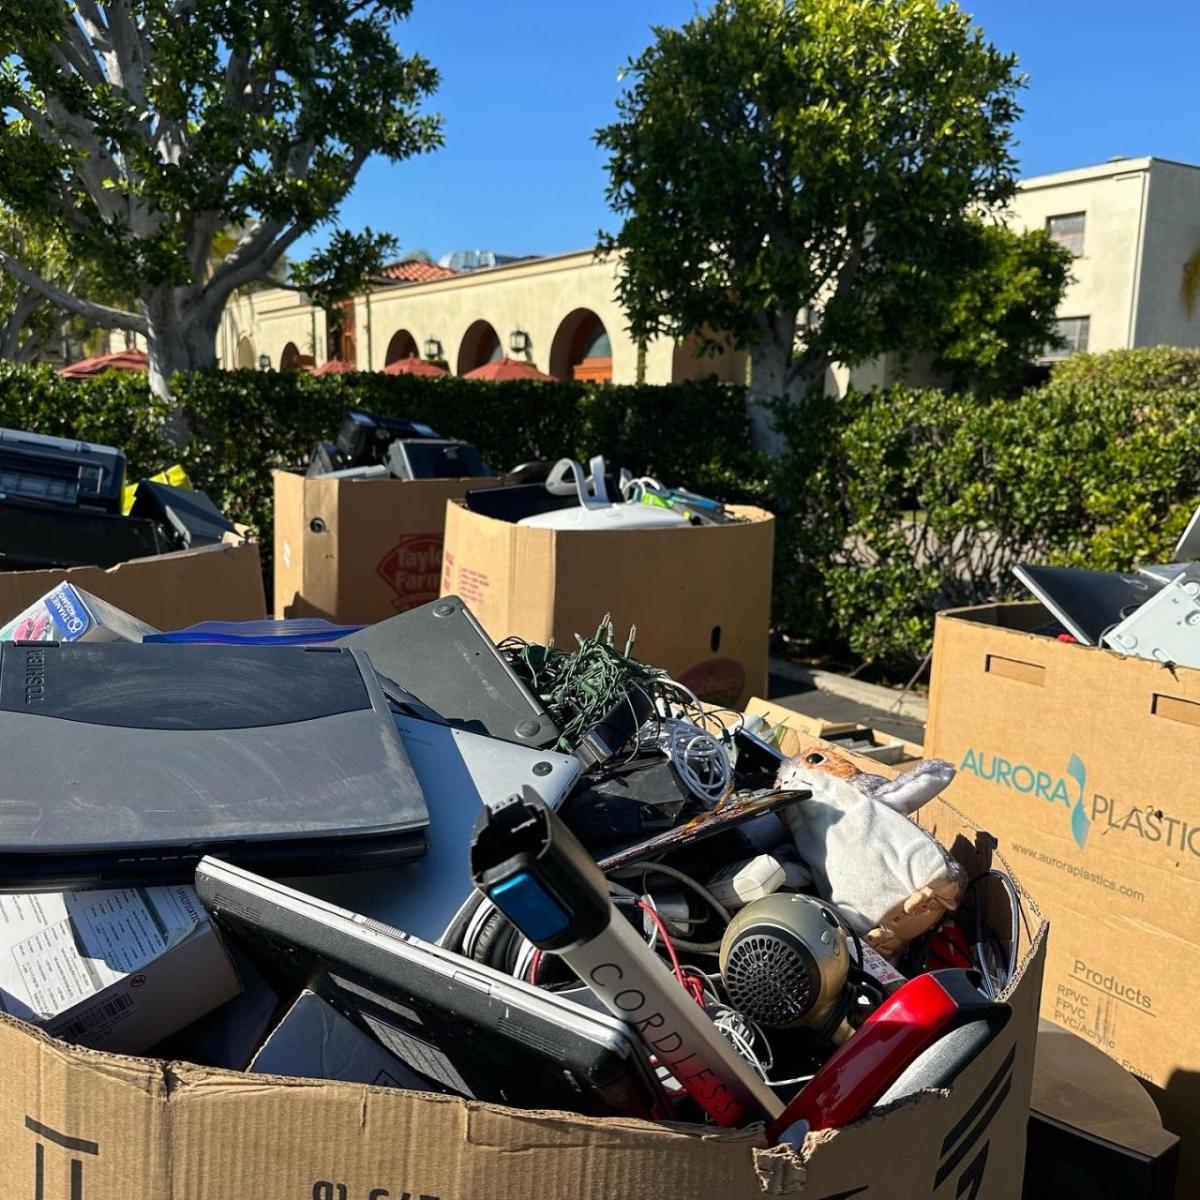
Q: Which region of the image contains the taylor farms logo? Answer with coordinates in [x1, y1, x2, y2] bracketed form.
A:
[960, 748, 1200, 859]
[376, 534, 443, 612]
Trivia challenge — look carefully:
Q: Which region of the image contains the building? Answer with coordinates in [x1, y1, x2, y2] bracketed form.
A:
[220, 250, 748, 386]
[1009, 156, 1200, 360]
[216, 156, 1200, 384]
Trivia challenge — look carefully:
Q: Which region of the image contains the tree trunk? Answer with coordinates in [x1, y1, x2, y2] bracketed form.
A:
[746, 307, 803, 458]
[143, 290, 223, 446]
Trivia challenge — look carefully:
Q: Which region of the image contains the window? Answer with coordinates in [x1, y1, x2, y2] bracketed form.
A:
[1043, 316, 1090, 361]
[1047, 212, 1086, 257]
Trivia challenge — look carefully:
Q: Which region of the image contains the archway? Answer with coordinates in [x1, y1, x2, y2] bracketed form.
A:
[385, 329, 419, 365]
[671, 333, 747, 384]
[456, 319, 502, 375]
[549, 309, 612, 383]
[236, 336, 256, 370]
[279, 341, 302, 371]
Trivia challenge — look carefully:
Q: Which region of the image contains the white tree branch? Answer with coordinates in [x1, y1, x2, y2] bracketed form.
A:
[0, 250, 147, 333]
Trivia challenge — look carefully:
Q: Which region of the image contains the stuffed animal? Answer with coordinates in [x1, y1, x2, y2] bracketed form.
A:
[775, 748, 964, 958]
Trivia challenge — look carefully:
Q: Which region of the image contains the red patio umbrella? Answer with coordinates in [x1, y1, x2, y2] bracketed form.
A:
[58, 349, 148, 378]
[462, 356, 555, 382]
[311, 358, 357, 376]
[383, 356, 448, 377]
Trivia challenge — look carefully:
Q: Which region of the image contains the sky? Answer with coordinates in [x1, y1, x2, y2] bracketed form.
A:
[308, 0, 1200, 263]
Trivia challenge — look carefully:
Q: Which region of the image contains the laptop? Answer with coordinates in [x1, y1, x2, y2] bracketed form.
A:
[296, 712, 580, 943]
[1012, 564, 1163, 645]
[195, 857, 669, 1119]
[0, 643, 428, 889]
[336, 596, 559, 747]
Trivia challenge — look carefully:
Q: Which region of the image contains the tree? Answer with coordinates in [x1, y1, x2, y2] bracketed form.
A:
[0, 208, 131, 362]
[0, 0, 441, 405]
[929, 222, 1073, 396]
[289, 226, 399, 328]
[597, 0, 1025, 450]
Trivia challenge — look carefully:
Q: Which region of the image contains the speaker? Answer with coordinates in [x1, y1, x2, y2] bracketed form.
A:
[719, 894, 849, 1033]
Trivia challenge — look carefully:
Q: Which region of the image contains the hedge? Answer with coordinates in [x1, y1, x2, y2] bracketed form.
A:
[772, 347, 1200, 665]
[3, 347, 1196, 669]
[0, 362, 771, 592]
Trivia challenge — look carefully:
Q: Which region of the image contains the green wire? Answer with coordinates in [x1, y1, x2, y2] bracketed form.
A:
[499, 616, 662, 751]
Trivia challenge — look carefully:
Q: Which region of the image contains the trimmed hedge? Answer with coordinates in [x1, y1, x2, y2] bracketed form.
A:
[0, 362, 771, 586]
[772, 347, 1200, 665]
[5, 347, 1197, 669]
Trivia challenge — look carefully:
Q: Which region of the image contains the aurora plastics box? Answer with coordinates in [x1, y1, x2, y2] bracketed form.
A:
[439, 502, 775, 709]
[925, 601, 1200, 1196]
[273, 470, 505, 623]
[0, 770, 1046, 1200]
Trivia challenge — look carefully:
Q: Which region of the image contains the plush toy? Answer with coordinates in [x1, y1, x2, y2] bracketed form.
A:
[775, 748, 965, 958]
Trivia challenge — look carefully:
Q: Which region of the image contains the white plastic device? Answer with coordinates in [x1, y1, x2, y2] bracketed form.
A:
[1102, 567, 1200, 668]
[706, 854, 788, 909]
[518, 457, 690, 531]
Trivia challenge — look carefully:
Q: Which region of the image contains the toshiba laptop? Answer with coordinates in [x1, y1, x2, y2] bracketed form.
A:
[0, 643, 428, 889]
[195, 858, 668, 1119]
[297, 711, 580, 942]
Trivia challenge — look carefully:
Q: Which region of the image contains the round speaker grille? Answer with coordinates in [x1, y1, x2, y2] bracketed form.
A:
[723, 931, 818, 1028]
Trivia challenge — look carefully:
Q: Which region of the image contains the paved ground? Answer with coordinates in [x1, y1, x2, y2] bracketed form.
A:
[766, 672, 927, 744]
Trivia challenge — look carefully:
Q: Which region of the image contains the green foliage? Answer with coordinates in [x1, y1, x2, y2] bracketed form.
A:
[597, 0, 1027, 397]
[0, 0, 441, 382]
[290, 228, 401, 322]
[928, 222, 1074, 396]
[773, 348, 1200, 666]
[4, 347, 1195, 671]
[0, 364, 770, 586]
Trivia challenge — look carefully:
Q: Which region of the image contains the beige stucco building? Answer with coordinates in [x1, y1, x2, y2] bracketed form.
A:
[213, 156, 1200, 386]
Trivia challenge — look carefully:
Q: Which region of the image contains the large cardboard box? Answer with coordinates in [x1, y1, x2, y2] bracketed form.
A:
[273, 470, 504, 623]
[0, 773, 1046, 1200]
[439, 502, 775, 709]
[0, 540, 265, 630]
[925, 602, 1200, 1193]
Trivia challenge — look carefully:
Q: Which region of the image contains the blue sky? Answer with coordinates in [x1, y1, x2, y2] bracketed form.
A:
[310, 0, 1200, 262]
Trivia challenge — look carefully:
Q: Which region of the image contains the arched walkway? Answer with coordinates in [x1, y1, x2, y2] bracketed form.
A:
[236, 336, 256, 370]
[456, 319, 502, 375]
[279, 341, 302, 371]
[549, 309, 612, 383]
[385, 328, 419, 364]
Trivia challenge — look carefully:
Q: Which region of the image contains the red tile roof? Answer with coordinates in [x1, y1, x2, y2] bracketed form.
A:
[379, 260, 459, 284]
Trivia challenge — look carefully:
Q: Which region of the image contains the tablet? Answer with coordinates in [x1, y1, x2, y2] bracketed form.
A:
[195, 857, 669, 1119]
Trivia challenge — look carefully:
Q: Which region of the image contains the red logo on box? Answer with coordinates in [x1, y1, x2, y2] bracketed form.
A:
[678, 658, 746, 708]
[377, 535, 444, 612]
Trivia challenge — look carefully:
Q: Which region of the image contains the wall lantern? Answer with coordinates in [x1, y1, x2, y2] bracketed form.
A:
[423, 337, 442, 360]
[509, 329, 530, 355]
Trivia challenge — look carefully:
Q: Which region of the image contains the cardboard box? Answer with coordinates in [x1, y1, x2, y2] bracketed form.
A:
[251, 990, 430, 1090]
[745, 697, 925, 764]
[0, 540, 266, 631]
[439, 502, 775, 709]
[0, 745, 1046, 1200]
[0, 583, 159, 643]
[1025, 1020, 1180, 1200]
[925, 602, 1200, 1194]
[0, 885, 241, 1055]
[273, 470, 506, 623]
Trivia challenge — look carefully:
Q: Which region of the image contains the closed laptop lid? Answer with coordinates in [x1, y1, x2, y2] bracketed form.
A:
[1013, 564, 1162, 645]
[0, 643, 427, 855]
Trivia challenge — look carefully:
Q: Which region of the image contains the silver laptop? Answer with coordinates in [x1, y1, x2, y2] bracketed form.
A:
[293, 713, 581, 942]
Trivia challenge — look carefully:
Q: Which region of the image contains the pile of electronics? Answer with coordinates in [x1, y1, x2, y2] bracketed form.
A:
[464, 455, 745, 528]
[1014, 499, 1200, 667]
[306, 410, 490, 480]
[0, 589, 1026, 1145]
[0, 425, 236, 570]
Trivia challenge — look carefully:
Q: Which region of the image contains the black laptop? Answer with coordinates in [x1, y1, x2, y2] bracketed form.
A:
[0, 643, 428, 889]
[195, 857, 669, 1119]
